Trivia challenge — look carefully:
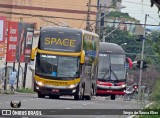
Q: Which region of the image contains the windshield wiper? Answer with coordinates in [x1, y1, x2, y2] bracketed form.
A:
[67, 75, 75, 80]
[102, 69, 110, 80]
[58, 74, 75, 80]
[109, 69, 119, 81]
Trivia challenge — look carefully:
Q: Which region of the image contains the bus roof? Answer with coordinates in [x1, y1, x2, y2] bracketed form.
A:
[99, 42, 125, 54]
[41, 26, 99, 37]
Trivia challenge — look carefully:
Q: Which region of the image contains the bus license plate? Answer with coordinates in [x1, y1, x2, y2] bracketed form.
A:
[52, 89, 59, 92]
[107, 90, 112, 92]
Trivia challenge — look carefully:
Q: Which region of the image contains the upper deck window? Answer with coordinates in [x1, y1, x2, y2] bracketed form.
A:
[38, 29, 82, 52]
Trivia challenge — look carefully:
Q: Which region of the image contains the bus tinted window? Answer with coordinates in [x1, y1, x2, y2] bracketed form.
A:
[35, 53, 80, 78]
[110, 54, 126, 80]
[39, 30, 82, 52]
[98, 54, 110, 79]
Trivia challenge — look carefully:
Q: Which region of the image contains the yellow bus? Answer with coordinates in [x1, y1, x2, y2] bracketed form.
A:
[31, 26, 99, 100]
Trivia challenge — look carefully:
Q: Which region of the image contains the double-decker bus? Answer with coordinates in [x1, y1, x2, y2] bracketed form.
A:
[96, 42, 131, 100]
[31, 26, 99, 100]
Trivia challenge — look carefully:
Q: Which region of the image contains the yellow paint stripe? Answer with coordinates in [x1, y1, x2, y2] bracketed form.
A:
[37, 49, 81, 56]
[34, 75, 80, 86]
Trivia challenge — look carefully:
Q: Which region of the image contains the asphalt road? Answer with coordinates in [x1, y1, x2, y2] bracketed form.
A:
[0, 92, 147, 118]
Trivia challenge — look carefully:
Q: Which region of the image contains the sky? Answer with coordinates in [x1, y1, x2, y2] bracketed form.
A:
[121, 0, 160, 27]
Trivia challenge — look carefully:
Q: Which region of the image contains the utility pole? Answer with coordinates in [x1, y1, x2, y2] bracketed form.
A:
[86, 0, 91, 31]
[138, 14, 148, 106]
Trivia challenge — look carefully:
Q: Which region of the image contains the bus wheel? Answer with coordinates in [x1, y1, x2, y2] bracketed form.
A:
[85, 95, 91, 100]
[74, 87, 84, 100]
[111, 95, 115, 100]
[74, 95, 80, 100]
[38, 93, 45, 98]
[49, 95, 60, 99]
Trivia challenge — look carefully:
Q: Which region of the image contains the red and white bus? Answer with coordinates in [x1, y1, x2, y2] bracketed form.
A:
[96, 42, 132, 100]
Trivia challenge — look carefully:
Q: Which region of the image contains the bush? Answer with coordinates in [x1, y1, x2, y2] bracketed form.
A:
[150, 79, 160, 101]
[139, 102, 160, 118]
[16, 88, 35, 94]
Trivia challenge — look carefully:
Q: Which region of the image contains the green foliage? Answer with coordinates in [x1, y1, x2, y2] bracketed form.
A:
[16, 88, 35, 94]
[150, 79, 160, 101]
[104, 27, 141, 60]
[105, 11, 139, 22]
[144, 31, 160, 68]
[0, 90, 14, 94]
[138, 102, 160, 118]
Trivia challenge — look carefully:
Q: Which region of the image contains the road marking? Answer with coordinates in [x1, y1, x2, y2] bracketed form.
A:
[29, 99, 34, 100]
[82, 104, 87, 105]
[65, 108, 71, 109]
[76, 105, 82, 108]
[20, 107, 27, 109]
[22, 100, 27, 101]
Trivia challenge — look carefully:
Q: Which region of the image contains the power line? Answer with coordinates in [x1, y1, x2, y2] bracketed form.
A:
[39, 17, 60, 26]
[97, 21, 160, 26]
[0, 10, 160, 27]
[148, 15, 160, 23]
[0, 10, 86, 21]
[12, 0, 88, 9]
[79, 17, 86, 29]
[126, 53, 160, 57]
[123, 1, 150, 6]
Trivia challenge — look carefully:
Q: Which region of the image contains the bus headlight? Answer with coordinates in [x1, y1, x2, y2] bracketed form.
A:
[36, 81, 44, 86]
[67, 84, 78, 88]
[121, 84, 126, 88]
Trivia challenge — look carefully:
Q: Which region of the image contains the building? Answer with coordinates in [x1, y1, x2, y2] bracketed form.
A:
[0, 0, 98, 90]
[96, 0, 123, 34]
[0, 0, 97, 30]
[96, 0, 143, 38]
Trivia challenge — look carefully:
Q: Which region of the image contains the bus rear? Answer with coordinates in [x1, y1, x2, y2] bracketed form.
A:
[96, 42, 127, 100]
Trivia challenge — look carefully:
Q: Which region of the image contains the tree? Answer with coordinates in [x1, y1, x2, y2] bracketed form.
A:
[103, 26, 141, 61]
[150, 0, 160, 12]
[128, 67, 160, 95]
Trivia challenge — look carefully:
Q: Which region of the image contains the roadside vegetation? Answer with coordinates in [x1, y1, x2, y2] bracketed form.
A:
[138, 79, 160, 118]
[16, 88, 35, 94]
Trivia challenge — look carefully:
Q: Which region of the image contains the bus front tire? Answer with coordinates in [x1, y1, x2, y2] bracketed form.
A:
[74, 95, 81, 100]
[111, 95, 115, 100]
[38, 93, 45, 98]
[74, 86, 84, 100]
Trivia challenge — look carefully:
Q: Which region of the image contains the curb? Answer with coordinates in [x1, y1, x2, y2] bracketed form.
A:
[0, 90, 36, 95]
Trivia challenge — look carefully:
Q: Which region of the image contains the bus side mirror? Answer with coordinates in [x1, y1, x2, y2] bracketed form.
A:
[80, 50, 85, 64]
[126, 57, 133, 69]
[30, 47, 37, 61]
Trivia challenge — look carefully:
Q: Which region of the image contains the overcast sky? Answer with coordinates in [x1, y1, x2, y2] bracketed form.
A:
[121, 0, 160, 26]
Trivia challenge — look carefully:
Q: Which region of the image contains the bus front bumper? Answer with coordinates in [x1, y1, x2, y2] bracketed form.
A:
[96, 89, 126, 96]
[34, 82, 79, 95]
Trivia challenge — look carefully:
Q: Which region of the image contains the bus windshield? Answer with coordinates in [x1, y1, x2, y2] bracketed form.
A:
[98, 54, 110, 80]
[110, 54, 126, 80]
[98, 54, 126, 81]
[35, 53, 80, 78]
